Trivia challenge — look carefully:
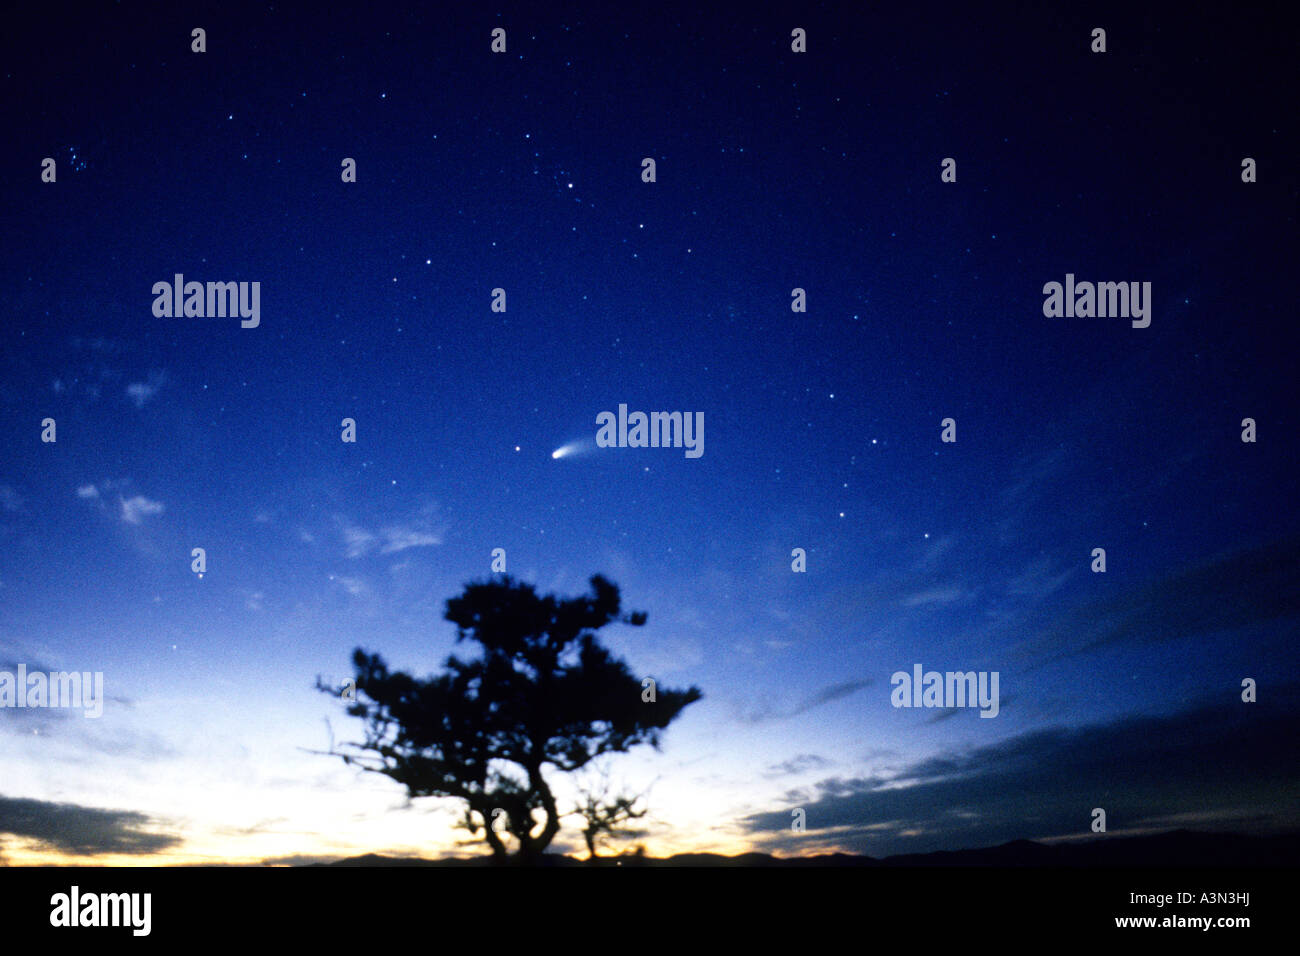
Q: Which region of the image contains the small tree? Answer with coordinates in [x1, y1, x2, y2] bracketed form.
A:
[571, 764, 650, 861]
[318, 574, 701, 862]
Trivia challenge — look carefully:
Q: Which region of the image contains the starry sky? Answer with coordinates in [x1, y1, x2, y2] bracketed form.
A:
[1, 2, 1297, 864]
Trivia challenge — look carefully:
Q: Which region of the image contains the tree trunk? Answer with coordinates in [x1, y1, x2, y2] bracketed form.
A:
[475, 803, 508, 862]
[533, 770, 562, 854]
[510, 763, 561, 862]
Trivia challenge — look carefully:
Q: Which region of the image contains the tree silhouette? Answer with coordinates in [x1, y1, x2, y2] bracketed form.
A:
[570, 763, 650, 861]
[318, 574, 702, 862]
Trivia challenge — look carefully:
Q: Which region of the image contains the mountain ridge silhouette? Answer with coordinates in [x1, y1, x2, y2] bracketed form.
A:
[306, 829, 1300, 867]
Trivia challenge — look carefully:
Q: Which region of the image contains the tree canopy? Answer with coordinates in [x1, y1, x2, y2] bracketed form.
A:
[320, 574, 702, 861]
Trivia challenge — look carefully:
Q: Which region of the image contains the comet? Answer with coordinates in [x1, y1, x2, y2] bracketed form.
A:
[550, 440, 594, 460]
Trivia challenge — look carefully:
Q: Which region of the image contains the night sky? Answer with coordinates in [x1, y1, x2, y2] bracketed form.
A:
[1, 2, 1297, 865]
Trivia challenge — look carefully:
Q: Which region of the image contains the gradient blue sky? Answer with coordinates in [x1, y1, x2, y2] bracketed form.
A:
[1, 1, 1297, 864]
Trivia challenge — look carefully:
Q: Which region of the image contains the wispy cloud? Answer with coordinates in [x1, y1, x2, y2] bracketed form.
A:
[0, 485, 22, 513]
[379, 527, 441, 554]
[335, 507, 443, 558]
[331, 576, 367, 597]
[926, 693, 1016, 724]
[900, 586, 968, 607]
[740, 685, 1300, 858]
[1000, 447, 1068, 507]
[120, 495, 164, 524]
[739, 679, 873, 724]
[0, 794, 181, 856]
[764, 754, 833, 778]
[1022, 533, 1300, 668]
[341, 524, 377, 558]
[125, 370, 166, 409]
[1006, 557, 1074, 598]
[54, 337, 130, 403]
